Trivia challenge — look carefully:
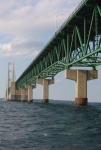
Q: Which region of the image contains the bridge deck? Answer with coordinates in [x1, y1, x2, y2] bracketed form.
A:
[16, 0, 101, 88]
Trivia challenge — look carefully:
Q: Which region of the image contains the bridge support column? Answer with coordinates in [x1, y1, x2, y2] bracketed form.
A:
[15, 89, 21, 101]
[28, 85, 33, 102]
[75, 70, 88, 105]
[65, 70, 98, 105]
[11, 82, 16, 100]
[20, 86, 33, 102]
[37, 79, 54, 103]
[42, 79, 49, 103]
[21, 88, 26, 102]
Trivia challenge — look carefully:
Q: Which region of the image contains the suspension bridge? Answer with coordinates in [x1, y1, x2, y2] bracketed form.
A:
[5, 0, 101, 105]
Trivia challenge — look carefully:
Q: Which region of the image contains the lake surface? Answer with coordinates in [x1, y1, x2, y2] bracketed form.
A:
[0, 99, 101, 150]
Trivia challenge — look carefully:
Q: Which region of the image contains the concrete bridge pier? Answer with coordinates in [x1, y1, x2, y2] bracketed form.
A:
[10, 82, 33, 102]
[65, 70, 98, 105]
[37, 78, 54, 103]
[21, 88, 26, 102]
[11, 82, 21, 101]
[15, 89, 21, 101]
[28, 85, 33, 102]
[11, 82, 16, 100]
[75, 70, 88, 105]
[21, 85, 33, 102]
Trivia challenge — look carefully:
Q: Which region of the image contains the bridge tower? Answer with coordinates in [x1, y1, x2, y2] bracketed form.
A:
[5, 62, 15, 100]
[4, 80, 8, 101]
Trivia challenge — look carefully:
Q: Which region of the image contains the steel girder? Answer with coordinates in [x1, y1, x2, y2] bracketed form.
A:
[16, 0, 101, 89]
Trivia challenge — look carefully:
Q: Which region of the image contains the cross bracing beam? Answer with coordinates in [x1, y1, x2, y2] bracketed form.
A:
[16, 0, 101, 89]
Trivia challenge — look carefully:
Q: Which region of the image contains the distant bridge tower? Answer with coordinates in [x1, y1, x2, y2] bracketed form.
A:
[4, 80, 8, 101]
[5, 62, 15, 100]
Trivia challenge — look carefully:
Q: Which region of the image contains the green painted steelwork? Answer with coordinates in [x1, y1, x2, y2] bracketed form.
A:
[16, 0, 101, 89]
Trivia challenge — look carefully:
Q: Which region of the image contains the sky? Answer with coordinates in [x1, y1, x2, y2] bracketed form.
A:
[0, 0, 101, 102]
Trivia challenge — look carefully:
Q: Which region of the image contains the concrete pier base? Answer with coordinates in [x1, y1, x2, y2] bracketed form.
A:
[42, 99, 49, 103]
[75, 98, 88, 105]
[37, 78, 54, 103]
[65, 69, 98, 105]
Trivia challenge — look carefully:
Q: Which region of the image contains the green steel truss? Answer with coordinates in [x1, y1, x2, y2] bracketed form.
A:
[16, 0, 101, 89]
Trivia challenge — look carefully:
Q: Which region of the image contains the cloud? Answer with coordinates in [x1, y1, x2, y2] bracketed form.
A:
[0, 0, 81, 58]
[0, 40, 41, 58]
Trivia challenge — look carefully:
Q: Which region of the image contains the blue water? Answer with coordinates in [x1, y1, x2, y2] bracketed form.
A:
[0, 99, 101, 150]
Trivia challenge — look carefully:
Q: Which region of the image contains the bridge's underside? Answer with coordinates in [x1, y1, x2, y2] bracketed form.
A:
[16, 0, 101, 89]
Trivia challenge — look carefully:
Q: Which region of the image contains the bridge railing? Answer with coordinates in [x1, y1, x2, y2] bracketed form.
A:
[43, 0, 88, 53]
[41, 0, 88, 55]
[32, 0, 88, 64]
[56, 0, 88, 34]
[16, 0, 89, 84]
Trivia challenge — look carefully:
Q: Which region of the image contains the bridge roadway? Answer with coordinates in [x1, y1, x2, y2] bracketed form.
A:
[8, 0, 101, 105]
